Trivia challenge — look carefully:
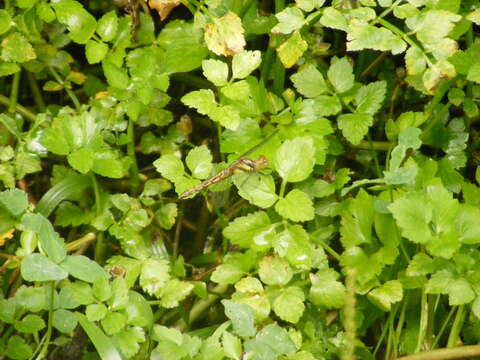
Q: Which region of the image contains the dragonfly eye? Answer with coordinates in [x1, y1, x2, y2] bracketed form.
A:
[255, 155, 268, 170]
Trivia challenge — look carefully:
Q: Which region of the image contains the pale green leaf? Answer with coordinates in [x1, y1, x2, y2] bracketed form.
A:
[291, 64, 328, 98]
[272, 7, 305, 35]
[337, 113, 373, 145]
[275, 189, 314, 222]
[327, 57, 354, 93]
[232, 50, 262, 79]
[274, 136, 315, 182]
[258, 256, 293, 285]
[202, 59, 229, 86]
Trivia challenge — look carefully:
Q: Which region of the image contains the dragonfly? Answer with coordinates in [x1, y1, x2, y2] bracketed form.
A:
[178, 129, 279, 200]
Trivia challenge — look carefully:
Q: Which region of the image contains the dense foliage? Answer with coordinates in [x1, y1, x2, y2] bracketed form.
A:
[1, 0, 480, 359]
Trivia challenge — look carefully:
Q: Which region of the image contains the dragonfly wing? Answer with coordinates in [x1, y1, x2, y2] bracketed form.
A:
[233, 173, 277, 208]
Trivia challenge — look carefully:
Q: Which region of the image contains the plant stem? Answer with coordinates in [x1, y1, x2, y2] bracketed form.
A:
[91, 173, 105, 263]
[0, 94, 37, 122]
[447, 305, 465, 348]
[174, 283, 229, 331]
[36, 282, 54, 359]
[48, 66, 82, 112]
[396, 344, 480, 360]
[9, 71, 21, 114]
[279, 178, 287, 198]
[415, 290, 428, 353]
[127, 118, 140, 195]
[26, 71, 46, 112]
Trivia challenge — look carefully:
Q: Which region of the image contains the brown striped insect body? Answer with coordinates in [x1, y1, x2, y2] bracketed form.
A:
[179, 155, 268, 199]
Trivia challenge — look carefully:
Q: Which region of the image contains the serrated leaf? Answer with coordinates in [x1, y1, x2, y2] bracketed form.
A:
[140, 258, 170, 297]
[223, 211, 272, 249]
[210, 105, 241, 130]
[85, 40, 108, 64]
[234, 172, 278, 209]
[328, 57, 354, 93]
[159, 279, 193, 308]
[355, 81, 387, 115]
[367, 280, 403, 311]
[14, 314, 46, 334]
[52, 0, 96, 44]
[276, 31, 308, 69]
[388, 193, 433, 243]
[181, 89, 217, 115]
[337, 113, 373, 145]
[186, 145, 213, 179]
[347, 21, 406, 55]
[232, 50, 262, 79]
[291, 64, 328, 98]
[0, 189, 29, 216]
[1, 32, 36, 63]
[309, 268, 345, 308]
[272, 286, 305, 323]
[222, 300, 256, 337]
[275, 189, 314, 222]
[153, 154, 185, 182]
[21, 254, 68, 282]
[272, 7, 305, 34]
[102, 61, 129, 89]
[202, 59, 228, 86]
[67, 147, 94, 174]
[204, 12, 245, 56]
[274, 136, 315, 182]
[244, 324, 296, 358]
[258, 256, 293, 285]
[60, 255, 108, 283]
[96, 10, 118, 42]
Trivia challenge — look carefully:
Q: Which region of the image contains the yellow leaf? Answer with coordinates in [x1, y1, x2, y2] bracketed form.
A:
[204, 12, 245, 56]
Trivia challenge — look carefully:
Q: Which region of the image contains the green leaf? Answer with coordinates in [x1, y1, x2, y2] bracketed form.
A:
[21, 254, 68, 282]
[0, 188, 29, 216]
[96, 10, 118, 42]
[202, 59, 228, 86]
[222, 300, 256, 337]
[320, 7, 349, 32]
[273, 225, 313, 269]
[467, 62, 480, 84]
[309, 268, 346, 308]
[367, 280, 403, 311]
[87, 303, 107, 322]
[0, 32, 36, 63]
[347, 22, 407, 55]
[101, 312, 126, 335]
[14, 286, 46, 312]
[5, 336, 32, 360]
[244, 324, 296, 358]
[0, 62, 20, 76]
[272, 7, 305, 34]
[102, 61, 129, 89]
[153, 154, 185, 182]
[258, 256, 293, 285]
[272, 286, 305, 323]
[153, 325, 183, 345]
[60, 255, 108, 283]
[355, 81, 387, 115]
[124, 291, 153, 326]
[337, 113, 373, 145]
[0, 10, 13, 35]
[406, 253, 436, 276]
[52, 0, 96, 44]
[447, 278, 475, 306]
[328, 57, 354, 93]
[211, 263, 246, 285]
[388, 193, 433, 243]
[155, 203, 178, 230]
[234, 172, 278, 209]
[140, 258, 170, 297]
[209, 105, 241, 131]
[275, 189, 314, 222]
[232, 50, 262, 79]
[85, 40, 108, 64]
[76, 312, 123, 360]
[291, 64, 328, 98]
[181, 89, 217, 115]
[22, 213, 67, 263]
[223, 211, 272, 249]
[14, 314, 45, 334]
[67, 147, 94, 174]
[41, 128, 71, 155]
[158, 20, 208, 72]
[52, 309, 78, 333]
[456, 204, 480, 244]
[222, 331, 242, 360]
[204, 12, 245, 57]
[274, 136, 315, 182]
[276, 31, 308, 69]
[186, 145, 213, 179]
[159, 279, 194, 308]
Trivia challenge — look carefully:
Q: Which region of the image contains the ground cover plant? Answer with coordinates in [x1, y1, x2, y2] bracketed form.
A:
[1, 0, 480, 359]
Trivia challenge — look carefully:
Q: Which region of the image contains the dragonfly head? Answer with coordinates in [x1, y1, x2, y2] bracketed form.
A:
[255, 155, 268, 170]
